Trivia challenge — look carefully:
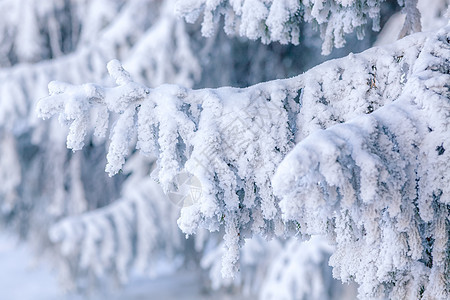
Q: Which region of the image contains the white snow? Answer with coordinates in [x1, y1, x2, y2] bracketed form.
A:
[0, 233, 253, 300]
[0, 234, 72, 300]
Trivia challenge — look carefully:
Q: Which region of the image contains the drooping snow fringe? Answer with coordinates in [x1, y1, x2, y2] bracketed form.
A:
[175, 0, 422, 55]
[259, 236, 340, 300]
[201, 235, 347, 299]
[49, 155, 181, 290]
[0, 0, 127, 67]
[37, 27, 435, 283]
[273, 25, 450, 299]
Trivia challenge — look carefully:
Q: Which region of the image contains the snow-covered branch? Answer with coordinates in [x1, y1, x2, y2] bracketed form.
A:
[273, 25, 450, 299]
[37, 26, 434, 286]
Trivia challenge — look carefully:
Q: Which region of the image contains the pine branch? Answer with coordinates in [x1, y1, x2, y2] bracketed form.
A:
[37, 29, 431, 280]
[273, 25, 450, 299]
